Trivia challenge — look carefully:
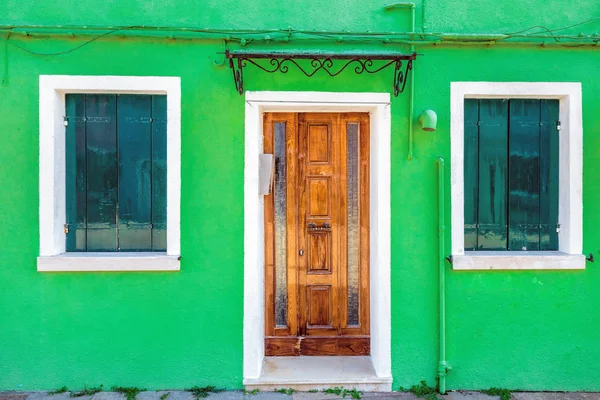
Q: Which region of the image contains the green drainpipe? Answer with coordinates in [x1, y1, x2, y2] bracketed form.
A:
[436, 156, 451, 393]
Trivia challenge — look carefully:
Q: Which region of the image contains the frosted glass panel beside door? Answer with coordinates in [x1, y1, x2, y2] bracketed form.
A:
[274, 122, 288, 327]
[347, 122, 360, 326]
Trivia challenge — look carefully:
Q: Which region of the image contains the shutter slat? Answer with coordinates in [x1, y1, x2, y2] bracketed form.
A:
[86, 94, 118, 251]
[539, 99, 560, 250]
[65, 94, 88, 251]
[464, 99, 479, 250]
[477, 99, 509, 250]
[151, 95, 168, 251]
[117, 95, 153, 251]
[508, 99, 541, 251]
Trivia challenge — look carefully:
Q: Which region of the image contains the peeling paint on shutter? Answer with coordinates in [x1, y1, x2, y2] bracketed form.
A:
[86, 94, 118, 251]
[65, 94, 88, 251]
[477, 99, 508, 250]
[539, 99, 560, 250]
[464, 99, 479, 251]
[508, 99, 541, 251]
[151, 95, 167, 251]
[117, 94, 153, 251]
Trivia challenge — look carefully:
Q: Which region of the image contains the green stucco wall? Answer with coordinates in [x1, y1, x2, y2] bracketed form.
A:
[1, 0, 599, 392]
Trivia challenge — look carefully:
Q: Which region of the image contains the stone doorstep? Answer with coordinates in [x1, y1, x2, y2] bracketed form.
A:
[244, 356, 392, 392]
[243, 382, 392, 393]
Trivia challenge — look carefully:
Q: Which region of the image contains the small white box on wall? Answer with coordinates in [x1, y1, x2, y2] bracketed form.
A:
[259, 154, 274, 195]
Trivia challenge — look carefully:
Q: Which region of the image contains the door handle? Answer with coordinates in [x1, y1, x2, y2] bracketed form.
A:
[307, 222, 332, 232]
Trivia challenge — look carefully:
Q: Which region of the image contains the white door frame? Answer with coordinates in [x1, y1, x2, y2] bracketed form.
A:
[243, 91, 392, 383]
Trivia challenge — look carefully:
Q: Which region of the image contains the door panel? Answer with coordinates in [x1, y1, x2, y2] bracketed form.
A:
[308, 232, 331, 273]
[298, 113, 340, 338]
[307, 285, 333, 327]
[307, 124, 331, 163]
[264, 112, 369, 356]
[307, 177, 331, 217]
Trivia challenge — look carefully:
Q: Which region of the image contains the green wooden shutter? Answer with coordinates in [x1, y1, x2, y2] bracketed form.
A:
[151, 95, 167, 251]
[464, 98, 559, 252]
[464, 99, 479, 251]
[65, 94, 88, 251]
[117, 94, 153, 251]
[508, 99, 541, 250]
[65, 94, 167, 252]
[86, 94, 118, 251]
[539, 100, 559, 250]
[477, 99, 508, 250]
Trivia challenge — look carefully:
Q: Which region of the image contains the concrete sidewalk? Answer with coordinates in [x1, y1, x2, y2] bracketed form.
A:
[2, 390, 600, 400]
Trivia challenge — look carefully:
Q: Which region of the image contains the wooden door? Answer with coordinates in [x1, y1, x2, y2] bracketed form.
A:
[264, 112, 370, 356]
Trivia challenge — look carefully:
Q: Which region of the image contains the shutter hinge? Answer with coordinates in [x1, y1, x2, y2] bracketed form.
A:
[556, 120, 561, 131]
[63, 116, 68, 127]
[63, 223, 69, 234]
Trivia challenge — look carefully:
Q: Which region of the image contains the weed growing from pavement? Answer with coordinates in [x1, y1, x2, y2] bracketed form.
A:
[112, 387, 144, 400]
[323, 387, 343, 395]
[70, 385, 103, 397]
[276, 388, 296, 395]
[244, 389, 260, 395]
[188, 386, 225, 398]
[49, 387, 68, 395]
[481, 388, 511, 400]
[408, 381, 442, 400]
[322, 387, 363, 399]
[159, 393, 170, 400]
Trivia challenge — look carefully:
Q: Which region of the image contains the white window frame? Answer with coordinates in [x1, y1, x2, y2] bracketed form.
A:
[450, 82, 585, 270]
[37, 75, 181, 272]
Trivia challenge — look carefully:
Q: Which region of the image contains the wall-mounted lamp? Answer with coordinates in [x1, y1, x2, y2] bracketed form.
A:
[418, 110, 437, 132]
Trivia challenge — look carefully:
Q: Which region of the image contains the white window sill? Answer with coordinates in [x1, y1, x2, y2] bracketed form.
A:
[452, 251, 586, 271]
[37, 252, 181, 272]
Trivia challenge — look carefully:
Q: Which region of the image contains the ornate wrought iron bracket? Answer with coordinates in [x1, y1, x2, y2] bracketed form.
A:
[225, 50, 416, 97]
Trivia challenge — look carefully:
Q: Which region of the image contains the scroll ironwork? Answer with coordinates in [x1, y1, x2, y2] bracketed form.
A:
[225, 50, 416, 97]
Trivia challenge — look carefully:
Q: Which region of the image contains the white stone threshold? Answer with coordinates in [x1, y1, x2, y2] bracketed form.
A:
[243, 356, 392, 392]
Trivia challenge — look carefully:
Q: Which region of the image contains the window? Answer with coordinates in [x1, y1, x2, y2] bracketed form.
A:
[464, 99, 559, 251]
[37, 75, 180, 272]
[450, 82, 584, 270]
[65, 94, 167, 252]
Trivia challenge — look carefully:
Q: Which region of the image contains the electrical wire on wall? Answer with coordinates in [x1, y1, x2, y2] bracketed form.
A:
[6, 29, 123, 56]
[0, 15, 599, 63]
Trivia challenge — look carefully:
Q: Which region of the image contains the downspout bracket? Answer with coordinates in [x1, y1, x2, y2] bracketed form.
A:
[438, 360, 452, 377]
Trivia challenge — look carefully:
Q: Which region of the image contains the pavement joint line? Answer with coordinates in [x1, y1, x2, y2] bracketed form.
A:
[1, 392, 600, 400]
